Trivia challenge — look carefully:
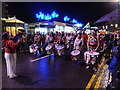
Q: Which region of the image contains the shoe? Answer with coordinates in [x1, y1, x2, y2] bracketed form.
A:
[93, 68, 97, 72]
[86, 66, 89, 69]
[9, 74, 18, 79]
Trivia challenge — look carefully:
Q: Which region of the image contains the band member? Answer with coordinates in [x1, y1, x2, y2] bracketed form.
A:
[2, 32, 21, 79]
[55, 32, 60, 44]
[29, 41, 40, 55]
[60, 33, 66, 45]
[82, 30, 88, 52]
[45, 33, 50, 43]
[86, 31, 99, 70]
[48, 34, 54, 44]
[98, 34, 105, 52]
[34, 32, 40, 44]
[66, 33, 72, 48]
[87, 31, 99, 52]
[73, 33, 83, 50]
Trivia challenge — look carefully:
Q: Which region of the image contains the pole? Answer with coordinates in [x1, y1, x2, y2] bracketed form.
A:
[15, 16, 17, 36]
[118, 1, 120, 28]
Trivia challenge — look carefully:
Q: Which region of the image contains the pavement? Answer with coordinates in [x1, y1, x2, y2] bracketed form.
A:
[2, 51, 94, 88]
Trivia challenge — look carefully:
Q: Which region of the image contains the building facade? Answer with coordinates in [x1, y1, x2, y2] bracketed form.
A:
[2, 16, 27, 36]
[94, 8, 120, 32]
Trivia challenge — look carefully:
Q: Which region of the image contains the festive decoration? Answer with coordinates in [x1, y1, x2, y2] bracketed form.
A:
[72, 19, 77, 23]
[64, 16, 70, 22]
[36, 11, 59, 21]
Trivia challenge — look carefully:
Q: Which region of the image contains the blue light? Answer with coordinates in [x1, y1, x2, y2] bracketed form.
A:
[36, 14, 41, 20]
[44, 14, 52, 21]
[51, 11, 56, 18]
[39, 12, 44, 19]
[64, 16, 70, 22]
[55, 13, 59, 18]
[72, 19, 77, 23]
[36, 11, 59, 21]
[51, 11, 59, 18]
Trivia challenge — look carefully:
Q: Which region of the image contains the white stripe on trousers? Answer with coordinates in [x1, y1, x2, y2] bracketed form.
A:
[4, 53, 17, 77]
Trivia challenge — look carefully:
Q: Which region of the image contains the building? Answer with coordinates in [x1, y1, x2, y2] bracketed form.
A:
[28, 21, 78, 34]
[1, 16, 28, 36]
[94, 8, 120, 32]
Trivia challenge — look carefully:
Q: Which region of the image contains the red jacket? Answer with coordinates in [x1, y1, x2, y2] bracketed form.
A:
[2, 40, 20, 53]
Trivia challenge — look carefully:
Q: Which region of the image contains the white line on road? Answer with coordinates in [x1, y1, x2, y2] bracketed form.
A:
[31, 54, 54, 62]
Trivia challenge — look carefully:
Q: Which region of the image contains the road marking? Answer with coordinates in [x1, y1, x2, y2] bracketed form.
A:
[31, 55, 50, 62]
[85, 74, 96, 89]
[85, 57, 106, 89]
[31, 54, 54, 62]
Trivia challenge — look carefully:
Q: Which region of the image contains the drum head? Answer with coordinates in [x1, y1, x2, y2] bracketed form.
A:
[56, 46, 64, 50]
[45, 45, 52, 50]
[84, 51, 99, 56]
[71, 50, 80, 56]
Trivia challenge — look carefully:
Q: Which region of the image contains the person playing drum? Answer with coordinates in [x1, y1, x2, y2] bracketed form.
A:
[87, 31, 99, 52]
[74, 33, 83, 50]
[29, 41, 40, 55]
[86, 31, 100, 70]
[98, 33, 105, 53]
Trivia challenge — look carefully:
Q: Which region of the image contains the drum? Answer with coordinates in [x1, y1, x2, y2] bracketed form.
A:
[56, 45, 64, 56]
[29, 44, 39, 53]
[45, 45, 53, 55]
[84, 51, 99, 65]
[71, 50, 81, 61]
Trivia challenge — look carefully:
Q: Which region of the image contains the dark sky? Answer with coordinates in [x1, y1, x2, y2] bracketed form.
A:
[5, 2, 118, 25]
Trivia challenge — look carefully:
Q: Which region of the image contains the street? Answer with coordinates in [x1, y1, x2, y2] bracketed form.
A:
[2, 51, 93, 88]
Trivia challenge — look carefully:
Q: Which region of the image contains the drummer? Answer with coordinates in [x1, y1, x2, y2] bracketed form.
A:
[29, 41, 40, 55]
[86, 31, 99, 70]
[48, 34, 54, 44]
[66, 33, 72, 48]
[98, 33, 105, 53]
[73, 33, 83, 51]
[87, 31, 99, 52]
[81, 30, 88, 52]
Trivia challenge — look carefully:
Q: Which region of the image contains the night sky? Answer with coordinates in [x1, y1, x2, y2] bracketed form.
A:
[5, 2, 118, 25]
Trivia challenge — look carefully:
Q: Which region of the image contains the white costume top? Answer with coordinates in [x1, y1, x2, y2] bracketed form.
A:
[74, 37, 83, 47]
[66, 36, 72, 44]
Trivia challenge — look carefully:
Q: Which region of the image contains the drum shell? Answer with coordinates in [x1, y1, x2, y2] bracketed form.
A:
[71, 50, 81, 61]
[56, 46, 64, 56]
[45, 45, 53, 55]
[84, 51, 99, 64]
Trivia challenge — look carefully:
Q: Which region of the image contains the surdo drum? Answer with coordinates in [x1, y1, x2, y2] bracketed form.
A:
[84, 51, 99, 65]
[56, 45, 64, 56]
[29, 44, 39, 53]
[71, 50, 81, 61]
[45, 45, 53, 55]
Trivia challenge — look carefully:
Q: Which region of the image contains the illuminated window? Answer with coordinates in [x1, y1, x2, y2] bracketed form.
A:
[103, 26, 105, 29]
[105, 25, 108, 29]
[115, 24, 118, 28]
[111, 24, 113, 26]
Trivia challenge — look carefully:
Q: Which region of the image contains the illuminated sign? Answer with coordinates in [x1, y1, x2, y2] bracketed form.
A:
[36, 11, 59, 21]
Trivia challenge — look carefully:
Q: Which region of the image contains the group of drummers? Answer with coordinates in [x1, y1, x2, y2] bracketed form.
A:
[29, 30, 106, 70]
